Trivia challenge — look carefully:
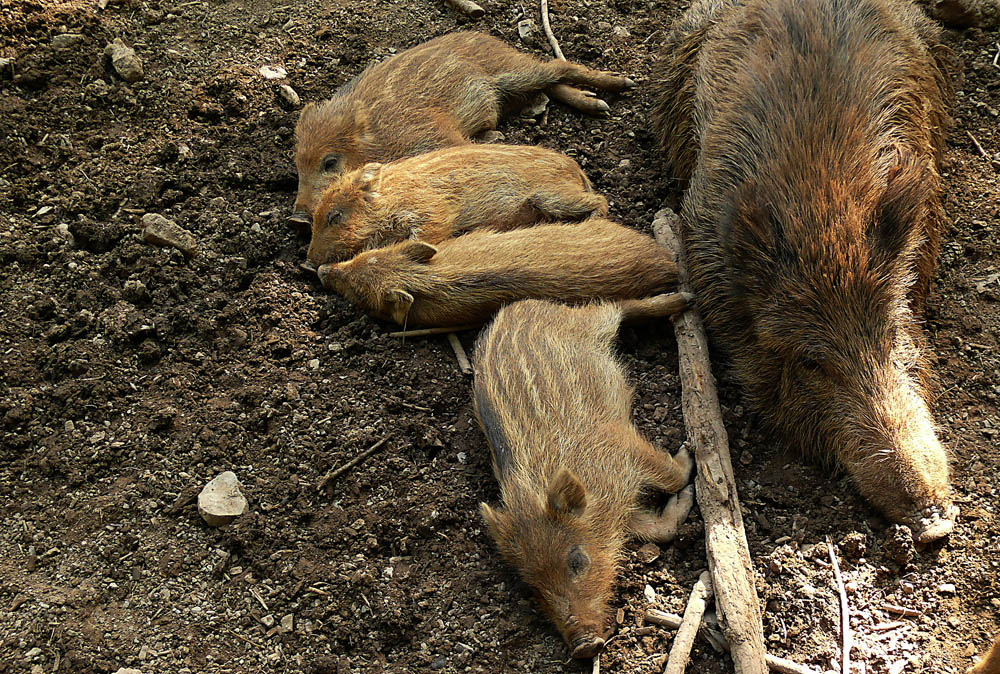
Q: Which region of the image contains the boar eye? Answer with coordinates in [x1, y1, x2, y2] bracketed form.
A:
[321, 154, 341, 173]
[566, 546, 590, 578]
[326, 208, 346, 227]
[800, 357, 822, 372]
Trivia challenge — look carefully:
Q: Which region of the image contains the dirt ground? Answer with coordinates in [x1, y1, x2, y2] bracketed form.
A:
[0, 0, 997, 672]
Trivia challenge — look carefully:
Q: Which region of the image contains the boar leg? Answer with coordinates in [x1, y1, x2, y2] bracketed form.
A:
[618, 292, 690, 324]
[526, 190, 609, 221]
[547, 84, 612, 117]
[630, 485, 695, 543]
[544, 60, 635, 93]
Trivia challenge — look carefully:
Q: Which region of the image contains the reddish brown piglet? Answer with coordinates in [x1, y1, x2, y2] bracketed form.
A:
[316, 219, 684, 327]
[473, 299, 694, 658]
[306, 144, 607, 267]
[292, 31, 633, 224]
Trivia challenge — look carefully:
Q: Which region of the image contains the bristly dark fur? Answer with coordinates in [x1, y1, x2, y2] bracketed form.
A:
[649, 0, 958, 539]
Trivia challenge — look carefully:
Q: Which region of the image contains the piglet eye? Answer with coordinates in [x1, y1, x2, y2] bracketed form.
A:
[326, 208, 345, 227]
[322, 155, 341, 173]
[566, 546, 590, 577]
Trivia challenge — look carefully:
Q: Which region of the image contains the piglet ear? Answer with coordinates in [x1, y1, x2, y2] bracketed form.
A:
[384, 288, 414, 325]
[480, 502, 508, 538]
[870, 148, 930, 266]
[357, 162, 383, 197]
[397, 241, 437, 264]
[546, 468, 587, 518]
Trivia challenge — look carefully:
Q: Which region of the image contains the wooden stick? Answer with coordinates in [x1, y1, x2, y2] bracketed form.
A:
[644, 610, 822, 674]
[592, 653, 600, 674]
[387, 324, 480, 338]
[966, 130, 989, 160]
[445, 0, 485, 18]
[828, 540, 851, 674]
[317, 435, 391, 489]
[540, 0, 565, 59]
[652, 208, 768, 674]
[664, 571, 713, 674]
[448, 332, 472, 374]
[882, 603, 921, 618]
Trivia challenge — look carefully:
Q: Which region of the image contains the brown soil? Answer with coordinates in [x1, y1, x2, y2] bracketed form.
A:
[0, 1, 997, 673]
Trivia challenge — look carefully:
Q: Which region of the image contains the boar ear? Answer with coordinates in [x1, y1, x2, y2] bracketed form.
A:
[397, 241, 437, 264]
[480, 502, 509, 538]
[546, 468, 587, 518]
[357, 163, 383, 197]
[384, 288, 414, 325]
[316, 263, 343, 289]
[870, 150, 929, 266]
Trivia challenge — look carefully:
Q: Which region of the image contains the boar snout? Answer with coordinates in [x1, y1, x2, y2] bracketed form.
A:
[911, 503, 958, 546]
[288, 210, 311, 228]
[570, 634, 605, 659]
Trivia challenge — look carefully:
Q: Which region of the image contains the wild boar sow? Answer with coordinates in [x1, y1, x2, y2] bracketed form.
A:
[306, 144, 607, 266]
[473, 300, 694, 658]
[651, 0, 957, 542]
[316, 219, 679, 327]
[292, 31, 633, 223]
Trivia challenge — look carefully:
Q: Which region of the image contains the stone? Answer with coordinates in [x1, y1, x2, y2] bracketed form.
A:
[280, 613, 294, 633]
[104, 38, 143, 83]
[197, 471, 248, 527]
[277, 84, 300, 108]
[112, 669, 143, 674]
[56, 223, 75, 246]
[637, 543, 661, 564]
[519, 92, 548, 118]
[141, 213, 197, 257]
[937, 583, 957, 594]
[517, 18, 536, 41]
[52, 33, 84, 49]
[839, 532, 867, 560]
[259, 65, 286, 80]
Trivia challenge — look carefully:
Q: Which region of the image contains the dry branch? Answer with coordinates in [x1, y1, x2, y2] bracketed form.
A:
[652, 207, 768, 674]
[966, 130, 989, 161]
[882, 603, 921, 618]
[317, 435, 391, 489]
[444, 0, 485, 17]
[828, 540, 851, 674]
[665, 571, 713, 674]
[387, 324, 480, 338]
[540, 0, 565, 59]
[448, 332, 472, 374]
[644, 610, 821, 674]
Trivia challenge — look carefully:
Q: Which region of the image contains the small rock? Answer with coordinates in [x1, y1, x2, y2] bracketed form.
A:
[839, 532, 867, 560]
[26, 546, 36, 572]
[261, 614, 275, 627]
[517, 18, 536, 41]
[259, 65, 287, 80]
[277, 84, 300, 108]
[519, 92, 549, 118]
[122, 279, 148, 304]
[937, 583, 957, 595]
[141, 213, 197, 257]
[104, 38, 143, 83]
[197, 471, 248, 527]
[56, 223, 75, 246]
[308, 358, 320, 369]
[26, 647, 42, 659]
[52, 33, 84, 49]
[643, 584, 656, 603]
[612, 25, 631, 39]
[0, 57, 13, 78]
[85, 79, 110, 97]
[280, 613, 294, 633]
[638, 543, 661, 564]
[112, 669, 143, 674]
[883, 524, 916, 567]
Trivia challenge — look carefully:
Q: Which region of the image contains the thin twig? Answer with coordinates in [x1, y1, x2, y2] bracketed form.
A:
[317, 436, 391, 489]
[227, 629, 264, 649]
[966, 130, 989, 160]
[644, 609, 823, 674]
[448, 333, 472, 374]
[444, 0, 485, 18]
[828, 540, 851, 674]
[664, 571, 713, 674]
[387, 324, 480, 338]
[540, 0, 565, 60]
[882, 603, 921, 618]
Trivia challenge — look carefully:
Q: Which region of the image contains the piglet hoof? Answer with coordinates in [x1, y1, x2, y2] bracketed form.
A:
[548, 84, 612, 117]
[912, 503, 958, 547]
[570, 635, 605, 659]
[316, 264, 333, 288]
